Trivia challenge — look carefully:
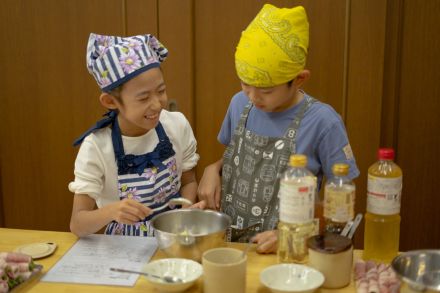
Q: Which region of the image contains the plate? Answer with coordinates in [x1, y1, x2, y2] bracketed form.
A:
[10, 264, 43, 292]
[14, 242, 57, 259]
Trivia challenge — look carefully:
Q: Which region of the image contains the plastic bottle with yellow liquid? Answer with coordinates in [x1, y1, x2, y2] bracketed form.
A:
[324, 163, 355, 234]
[277, 154, 316, 263]
[363, 148, 402, 263]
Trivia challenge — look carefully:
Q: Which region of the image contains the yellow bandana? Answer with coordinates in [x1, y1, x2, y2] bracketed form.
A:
[235, 4, 309, 87]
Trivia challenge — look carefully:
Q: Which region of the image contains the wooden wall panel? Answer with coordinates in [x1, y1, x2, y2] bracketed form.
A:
[125, 0, 157, 36]
[0, 0, 157, 231]
[158, 0, 194, 126]
[396, 0, 440, 250]
[345, 0, 387, 248]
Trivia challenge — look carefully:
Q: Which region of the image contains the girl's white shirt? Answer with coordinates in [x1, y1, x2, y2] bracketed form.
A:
[68, 110, 199, 208]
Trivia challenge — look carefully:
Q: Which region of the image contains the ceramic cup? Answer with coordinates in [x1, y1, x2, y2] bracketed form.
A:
[307, 233, 353, 289]
[202, 247, 247, 293]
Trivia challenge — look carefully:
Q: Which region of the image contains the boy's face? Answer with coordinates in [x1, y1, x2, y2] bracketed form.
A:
[113, 67, 168, 136]
[241, 81, 299, 112]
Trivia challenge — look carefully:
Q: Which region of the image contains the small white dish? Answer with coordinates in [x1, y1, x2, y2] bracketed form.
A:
[260, 263, 325, 293]
[142, 258, 202, 292]
[15, 242, 57, 259]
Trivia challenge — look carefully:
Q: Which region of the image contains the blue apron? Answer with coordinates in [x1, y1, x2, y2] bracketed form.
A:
[73, 111, 181, 236]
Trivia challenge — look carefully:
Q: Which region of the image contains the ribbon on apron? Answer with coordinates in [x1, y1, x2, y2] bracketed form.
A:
[221, 95, 316, 242]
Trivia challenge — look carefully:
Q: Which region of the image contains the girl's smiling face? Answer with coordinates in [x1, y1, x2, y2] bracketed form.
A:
[110, 67, 168, 136]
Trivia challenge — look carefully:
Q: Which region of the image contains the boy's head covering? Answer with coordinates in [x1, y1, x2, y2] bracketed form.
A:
[86, 33, 168, 92]
[235, 4, 309, 87]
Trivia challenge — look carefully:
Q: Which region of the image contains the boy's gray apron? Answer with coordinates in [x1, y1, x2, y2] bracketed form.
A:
[221, 96, 315, 242]
[73, 111, 181, 237]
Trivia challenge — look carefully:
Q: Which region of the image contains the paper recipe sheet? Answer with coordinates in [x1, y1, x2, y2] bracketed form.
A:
[42, 234, 158, 286]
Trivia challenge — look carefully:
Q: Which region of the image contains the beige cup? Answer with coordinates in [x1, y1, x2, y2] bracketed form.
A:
[307, 234, 353, 288]
[202, 247, 247, 293]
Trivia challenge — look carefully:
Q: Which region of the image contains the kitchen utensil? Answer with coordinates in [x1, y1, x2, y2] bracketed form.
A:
[151, 197, 193, 212]
[110, 267, 183, 283]
[151, 209, 232, 262]
[391, 249, 440, 292]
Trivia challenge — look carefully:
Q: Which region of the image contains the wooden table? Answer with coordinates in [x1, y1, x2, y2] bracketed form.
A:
[0, 228, 360, 292]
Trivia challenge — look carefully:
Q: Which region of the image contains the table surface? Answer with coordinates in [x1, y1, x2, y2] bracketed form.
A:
[0, 228, 361, 292]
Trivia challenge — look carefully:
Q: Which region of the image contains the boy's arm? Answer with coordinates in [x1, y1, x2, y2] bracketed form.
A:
[197, 158, 223, 210]
[180, 168, 198, 204]
[69, 194, 151, 237]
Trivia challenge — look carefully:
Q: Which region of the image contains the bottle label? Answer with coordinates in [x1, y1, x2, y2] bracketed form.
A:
[278, 179, 315, 224]
[367, 175, 402, 215]
[324, 188, 355, 222]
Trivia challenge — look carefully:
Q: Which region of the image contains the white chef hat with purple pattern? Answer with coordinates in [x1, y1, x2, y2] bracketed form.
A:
[86, 33, 168, 92]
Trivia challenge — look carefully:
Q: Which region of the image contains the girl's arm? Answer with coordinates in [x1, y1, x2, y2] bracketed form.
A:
[69, 194, 152, 237]
[180, 168, 198, 204]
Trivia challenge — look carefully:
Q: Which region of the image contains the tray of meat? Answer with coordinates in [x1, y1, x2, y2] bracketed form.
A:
[0, 252, 43, 293]
[354, 259, 400, 293]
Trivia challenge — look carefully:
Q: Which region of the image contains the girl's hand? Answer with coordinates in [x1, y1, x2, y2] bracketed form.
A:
[252, 230, 278, 254]
[110, 199, 152, 225]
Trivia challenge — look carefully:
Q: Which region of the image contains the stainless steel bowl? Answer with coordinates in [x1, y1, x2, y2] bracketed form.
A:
[151, 209, 232, 262]
[391, 250, 440, 292]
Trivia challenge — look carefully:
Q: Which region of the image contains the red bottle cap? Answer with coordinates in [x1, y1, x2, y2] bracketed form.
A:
[378, 148, 395, 160]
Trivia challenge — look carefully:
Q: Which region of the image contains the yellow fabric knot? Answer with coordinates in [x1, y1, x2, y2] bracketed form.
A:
[235, 4, 309, 87]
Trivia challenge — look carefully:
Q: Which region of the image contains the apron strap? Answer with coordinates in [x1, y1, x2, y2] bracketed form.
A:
[72, 110, 117, 146]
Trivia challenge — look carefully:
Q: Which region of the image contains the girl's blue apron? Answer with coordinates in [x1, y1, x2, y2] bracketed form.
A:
[73, 111, 181, 236]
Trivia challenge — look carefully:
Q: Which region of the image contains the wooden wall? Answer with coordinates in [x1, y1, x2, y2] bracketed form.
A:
[1, 0, 439, 251]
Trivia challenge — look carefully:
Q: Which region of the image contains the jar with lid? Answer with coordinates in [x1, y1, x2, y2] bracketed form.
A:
[307, 233, 353, 288]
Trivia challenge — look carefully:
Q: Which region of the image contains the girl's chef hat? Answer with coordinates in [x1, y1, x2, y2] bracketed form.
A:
[235, 4, 309, 87]
[86, 33, 168, 92]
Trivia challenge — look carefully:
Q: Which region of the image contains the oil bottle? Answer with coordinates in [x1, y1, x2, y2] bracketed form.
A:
[324, 163, 355, 234]
[363, 148, 402, 262]
[277, 154, 316, 263]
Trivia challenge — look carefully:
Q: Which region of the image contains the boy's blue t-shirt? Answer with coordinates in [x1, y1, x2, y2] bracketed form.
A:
[218, 91, 360, 187]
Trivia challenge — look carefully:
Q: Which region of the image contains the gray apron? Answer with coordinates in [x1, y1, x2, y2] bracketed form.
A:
[221, 95, 315, 242]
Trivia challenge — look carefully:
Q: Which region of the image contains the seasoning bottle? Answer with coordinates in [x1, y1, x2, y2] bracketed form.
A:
[363, 148, 402, 262]
[323, 163, 355, 234]
[277, 154, 316, 263]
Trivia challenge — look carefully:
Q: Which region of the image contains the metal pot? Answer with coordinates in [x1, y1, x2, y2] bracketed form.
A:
[151, 209, 232, 262]
[391, 249, 440, 292]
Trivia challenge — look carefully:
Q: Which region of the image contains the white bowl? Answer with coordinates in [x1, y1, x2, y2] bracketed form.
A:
[142, 258, 203, 292]
[260, 264, 325, 293]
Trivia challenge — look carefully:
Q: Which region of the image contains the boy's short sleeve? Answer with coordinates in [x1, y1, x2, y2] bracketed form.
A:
[218, 92, 249, 146]
[218, 106, 233, 146]
[68, 138, 104, 200]
[316, 120, 360, 180]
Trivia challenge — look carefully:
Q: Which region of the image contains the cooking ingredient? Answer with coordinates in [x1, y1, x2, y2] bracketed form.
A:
[277, 154, 316, 263]
[0, 252, 40, 292]
[324, 163, 355, 234]
[363, 148, 402, 263]
[354, 259, 400, 293]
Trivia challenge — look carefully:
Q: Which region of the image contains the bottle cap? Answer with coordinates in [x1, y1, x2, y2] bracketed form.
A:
[332, 163, 349, 176]
[289, 154, 307, 167]
[378, 148, 395, 160]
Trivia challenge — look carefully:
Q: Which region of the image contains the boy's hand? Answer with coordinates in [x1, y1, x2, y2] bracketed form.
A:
[197, 163, 222, 210]
[110, 199, 152, 225]
[190, 200, 207, 209]
[252, 230, 278, 254]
